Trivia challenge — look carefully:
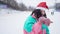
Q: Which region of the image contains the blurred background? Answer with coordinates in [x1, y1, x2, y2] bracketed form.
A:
[0, 0, 60, 34]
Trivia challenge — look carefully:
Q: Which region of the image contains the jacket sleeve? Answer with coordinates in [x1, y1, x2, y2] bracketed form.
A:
[32, 22, 42, 34]
[24, 21, 34, 32]
[46, 27, 49, 34]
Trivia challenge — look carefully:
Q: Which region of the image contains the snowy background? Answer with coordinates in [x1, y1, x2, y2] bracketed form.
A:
[0, 0, 60, 34]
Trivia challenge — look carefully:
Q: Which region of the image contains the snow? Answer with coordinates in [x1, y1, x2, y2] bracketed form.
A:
[0, 9, 60, 34]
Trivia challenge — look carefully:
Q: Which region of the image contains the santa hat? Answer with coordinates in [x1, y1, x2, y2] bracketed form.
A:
[36, 2, 49, 11]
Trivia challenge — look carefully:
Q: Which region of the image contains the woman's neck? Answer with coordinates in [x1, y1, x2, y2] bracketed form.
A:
[31, 14, 38, 20]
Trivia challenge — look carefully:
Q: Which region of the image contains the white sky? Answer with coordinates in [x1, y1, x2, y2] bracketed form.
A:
[56, 0, 60, 3]
[16, 0, 56, 7]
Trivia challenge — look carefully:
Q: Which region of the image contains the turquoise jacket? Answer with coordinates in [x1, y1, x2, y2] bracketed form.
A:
[24, 15, 49, 34]
[24, 15, 36, 32]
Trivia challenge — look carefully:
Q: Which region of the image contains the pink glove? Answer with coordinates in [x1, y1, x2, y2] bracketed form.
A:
[39, 17, 52, 26]
[38, 17, 46, 23]
[44, 18, 51, 26]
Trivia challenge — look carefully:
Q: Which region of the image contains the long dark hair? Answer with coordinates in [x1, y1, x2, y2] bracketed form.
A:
[43, 13, 47, 18]
[31, 9, 47, 19]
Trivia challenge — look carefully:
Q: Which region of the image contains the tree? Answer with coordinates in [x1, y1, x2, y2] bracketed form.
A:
[18, 3, 27, 11]
[0, 0, 28, 11]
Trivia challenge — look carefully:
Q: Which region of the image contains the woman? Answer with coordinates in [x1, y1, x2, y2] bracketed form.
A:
[23, 2, 52, 34]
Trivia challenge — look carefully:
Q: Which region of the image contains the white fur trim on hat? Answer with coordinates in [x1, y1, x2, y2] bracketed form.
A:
[36, 7, 48, 11]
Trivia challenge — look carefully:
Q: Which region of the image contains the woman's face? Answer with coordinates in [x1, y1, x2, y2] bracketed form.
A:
[41, 10, 46, 15]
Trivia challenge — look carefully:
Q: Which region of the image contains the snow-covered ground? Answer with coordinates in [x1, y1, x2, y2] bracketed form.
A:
[0, 9, 60, 34]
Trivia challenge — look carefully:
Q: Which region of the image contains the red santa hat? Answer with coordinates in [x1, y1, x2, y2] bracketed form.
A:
[36, 2, 49, 11]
